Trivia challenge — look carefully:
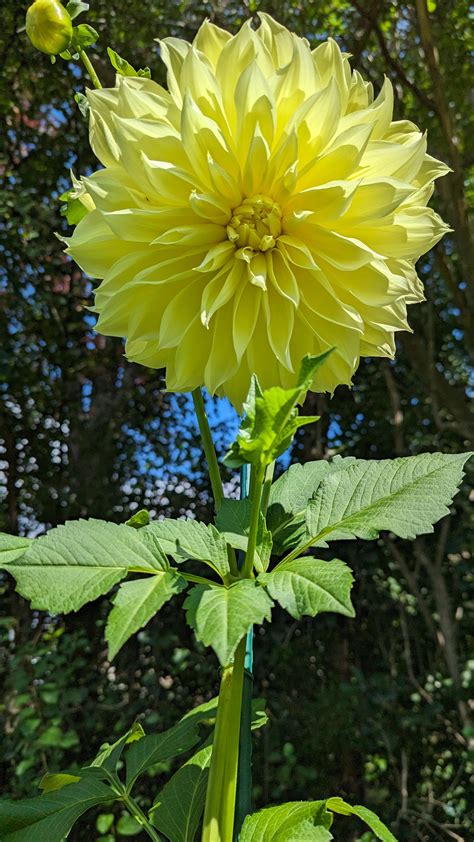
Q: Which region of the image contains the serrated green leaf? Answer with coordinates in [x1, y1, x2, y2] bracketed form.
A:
[216, 499, 272, 572]
[305, 452, 472, 549]
[71, 23, 98, 50]
[223, 352, 331, 469]
[89, 721, 145, 773]
[66, 0, 89, 20]
[287, 820, 333, 840]
[0, 519, 165, 614]
[327, 798, 397, 841]
[96, 812, 114, 834]
[142, 519, 229, 580]
[116, 813, 142, 835]
[74, 91, 89, 117]
[259, 559, 355, 621]
[0, 533, 33, 564]
[38, 773, 81, 793]
[250, 697, 268, 731]
[240, 801, 333, 842]
[0, 771, 114, 842]
[125, 697, 218, 789]
[107, 47, 151, 78]
[125, 509, 150, 528]
[106, 571, 187, 659]
[150, 741, 212, 842]
[59, 188, 89, 225]
[267, 457, 356, 554]
[184, 581, 273, 665]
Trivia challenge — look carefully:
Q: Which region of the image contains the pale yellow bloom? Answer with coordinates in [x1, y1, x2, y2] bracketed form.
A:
[65, 14, 450, 408]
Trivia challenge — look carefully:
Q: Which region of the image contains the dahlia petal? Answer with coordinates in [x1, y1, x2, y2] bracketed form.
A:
[113, 114, 189, 172]
[195, 243, 236, 274]
[159, 36, 191, 105]
[339, 76, 394, 140]
[298, 122, 373, 189]
[293, 79, 342, 163]
[82, 169, 149, 212]
[232, 283, 262, 360]
[242, 128, 270, 195]
[193, 20, 232, 68]
[359, 135, 427, 182]
[189, 191, 232, 224]
[257, 13, 295, 66]
[158, 280, 207, 349]
[205, 304, 239, 392]
[116, 75, 174, 122]
[347, 70, 372, 111]
[338, 177, 416, 223]
[174, 316, 214, 390]
[285, 181, 357, 219]
[263, 285, 295, 369]
[235, 62, 275, 154]
[312, 39, 351, 107]
[181, 93, 238, 183]
[139, 156, 201, 205]
[100, 207, 196, 242]
[65, 211, 138, 277]
[200, 259, 244, 325]
[151, 224, 226, 247]
[267, 250, 300, 306]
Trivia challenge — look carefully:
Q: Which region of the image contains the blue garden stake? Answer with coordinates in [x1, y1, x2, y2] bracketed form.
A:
[234, 462, 253, 837]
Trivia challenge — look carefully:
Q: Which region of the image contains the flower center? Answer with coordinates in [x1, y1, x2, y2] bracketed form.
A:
[227, 195, 282, 253]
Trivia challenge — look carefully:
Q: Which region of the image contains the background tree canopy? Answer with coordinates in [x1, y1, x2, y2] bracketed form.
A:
[0, 1, 472, 840]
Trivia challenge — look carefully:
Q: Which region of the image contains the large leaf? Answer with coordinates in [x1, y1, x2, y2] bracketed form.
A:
[0, 533, 33, 564]
[327, 797, 397, 841]
[259, 559, 355, 621]
[0, 771, 113, 842]
[0, 519, 165, 613]
[267, 457, 356, 554]
[305, 452, 472, 549]
[142, 519, 230, 580]
[239, 801, 333, 842]
[216, 499, 272, 572]
[125, 697, 219, 789]
[150, 741, 212, 842]
[105, 571, 187, 659]
[184, 580, 273, 665]
[223, 353, 331, 469]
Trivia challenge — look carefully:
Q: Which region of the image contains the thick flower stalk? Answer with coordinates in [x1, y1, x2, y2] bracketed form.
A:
[65, 13, 450, 408]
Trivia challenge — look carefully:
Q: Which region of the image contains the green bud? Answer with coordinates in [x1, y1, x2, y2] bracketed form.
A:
[25, 0, 73, 56]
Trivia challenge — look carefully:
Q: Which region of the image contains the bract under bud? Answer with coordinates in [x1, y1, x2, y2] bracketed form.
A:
[26, 0, 73, 56]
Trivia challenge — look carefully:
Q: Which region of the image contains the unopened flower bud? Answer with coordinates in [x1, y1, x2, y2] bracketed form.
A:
[25, 0, 73, 56]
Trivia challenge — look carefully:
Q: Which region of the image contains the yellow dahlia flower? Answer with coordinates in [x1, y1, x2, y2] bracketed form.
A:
[65, 13, 450, 408]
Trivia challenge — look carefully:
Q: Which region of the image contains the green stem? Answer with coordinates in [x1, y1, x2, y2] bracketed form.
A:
[121, 791, 161, 841]
[78, 48, 102, 89]
[240, 462, 265, 580]
[260, 461, 275, 517]
[202, 638, 246, 842]
[192, 388, 224, 510]
[192, 389, 239, 579]
[181, 571, 215, 586]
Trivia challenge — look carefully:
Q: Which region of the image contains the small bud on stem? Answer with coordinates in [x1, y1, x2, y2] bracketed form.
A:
[26, 0, 73, 56]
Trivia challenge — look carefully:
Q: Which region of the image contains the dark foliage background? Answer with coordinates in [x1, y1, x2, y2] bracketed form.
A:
[0, 1, 472, 840]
